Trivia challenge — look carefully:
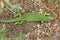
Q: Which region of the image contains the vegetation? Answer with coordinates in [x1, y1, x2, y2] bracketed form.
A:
[0, 27, 26, 40]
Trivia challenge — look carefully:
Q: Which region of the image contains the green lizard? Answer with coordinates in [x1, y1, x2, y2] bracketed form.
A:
[0, 12, 53, 24]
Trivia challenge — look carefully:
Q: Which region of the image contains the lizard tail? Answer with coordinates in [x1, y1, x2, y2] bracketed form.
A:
[0, 18, 21, 23]
[0, 19, 16, 22]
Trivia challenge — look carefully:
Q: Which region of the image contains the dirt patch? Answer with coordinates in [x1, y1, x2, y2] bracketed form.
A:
[0, 0, 60, 40]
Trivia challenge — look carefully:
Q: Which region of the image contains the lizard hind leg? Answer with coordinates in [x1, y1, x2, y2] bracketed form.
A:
[14, 13, 22, 17]
[14, 21, 24, 25]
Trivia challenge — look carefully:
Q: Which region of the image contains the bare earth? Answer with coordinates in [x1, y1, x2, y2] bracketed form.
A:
[0, 0, 60, 40]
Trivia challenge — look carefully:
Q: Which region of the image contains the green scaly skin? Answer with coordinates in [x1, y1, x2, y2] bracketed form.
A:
[0, 12, 53, 23]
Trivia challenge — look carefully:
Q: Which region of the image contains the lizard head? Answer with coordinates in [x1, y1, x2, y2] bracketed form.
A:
[46, 16, 54, 21]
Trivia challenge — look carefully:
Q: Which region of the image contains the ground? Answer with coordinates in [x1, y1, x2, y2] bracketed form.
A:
[0, 0, 60, 40]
